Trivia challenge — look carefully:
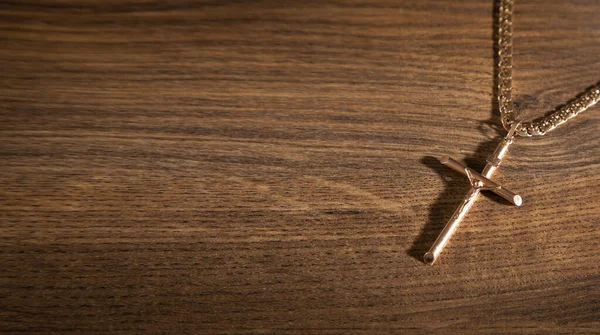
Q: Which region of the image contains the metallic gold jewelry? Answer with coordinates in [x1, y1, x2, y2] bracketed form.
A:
[424, 0, 599, 264]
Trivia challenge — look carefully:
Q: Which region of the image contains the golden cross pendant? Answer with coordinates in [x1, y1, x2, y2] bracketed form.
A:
[424, 122, 523, 264]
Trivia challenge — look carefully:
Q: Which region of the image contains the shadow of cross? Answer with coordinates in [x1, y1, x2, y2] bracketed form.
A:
[424, 122, 523, 265]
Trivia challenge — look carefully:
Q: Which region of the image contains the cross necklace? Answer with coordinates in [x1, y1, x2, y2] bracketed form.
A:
[424, 0, 600, 264]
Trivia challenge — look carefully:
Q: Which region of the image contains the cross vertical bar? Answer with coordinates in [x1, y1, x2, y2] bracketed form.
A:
[424, 122, 520, 264]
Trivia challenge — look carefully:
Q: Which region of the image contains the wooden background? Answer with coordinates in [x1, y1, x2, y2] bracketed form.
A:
[1, 0, 599, 333]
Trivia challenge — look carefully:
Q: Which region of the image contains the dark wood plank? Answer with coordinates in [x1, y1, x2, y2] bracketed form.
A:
[1, 0, 599, 333]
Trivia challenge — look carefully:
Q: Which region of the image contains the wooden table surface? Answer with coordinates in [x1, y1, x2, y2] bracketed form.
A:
[1, 0, 599, 333]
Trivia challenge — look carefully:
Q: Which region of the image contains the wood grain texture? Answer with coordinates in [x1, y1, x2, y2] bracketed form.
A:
[1, 0, 599, 333]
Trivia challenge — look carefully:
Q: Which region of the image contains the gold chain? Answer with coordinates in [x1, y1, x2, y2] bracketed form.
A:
[498, 0, 600, 137]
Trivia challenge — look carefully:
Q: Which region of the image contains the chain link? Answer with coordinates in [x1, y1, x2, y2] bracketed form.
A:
[498, 0, 600, 137]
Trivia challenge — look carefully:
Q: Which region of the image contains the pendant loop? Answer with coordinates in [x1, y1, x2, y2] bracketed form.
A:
[505, 120, 522, 142]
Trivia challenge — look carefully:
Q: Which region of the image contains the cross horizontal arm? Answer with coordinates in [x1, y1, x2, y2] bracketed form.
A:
[440, 156, 522, 206]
